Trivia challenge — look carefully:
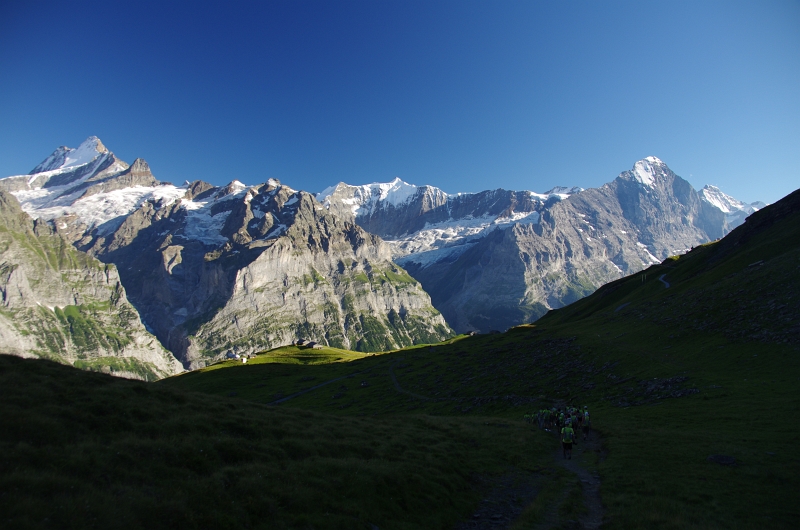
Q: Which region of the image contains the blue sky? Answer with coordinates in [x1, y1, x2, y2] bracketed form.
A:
[1, 1, 797, 204]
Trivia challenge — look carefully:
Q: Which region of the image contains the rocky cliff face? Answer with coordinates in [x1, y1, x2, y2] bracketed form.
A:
[3, 138, 452, 369]
[319, 157, 760, 333]
[0, 191, 182, 380]
[82, 180, 452, 368]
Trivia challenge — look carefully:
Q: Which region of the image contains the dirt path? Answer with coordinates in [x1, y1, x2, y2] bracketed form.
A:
[658, 273, 670, 288]
[270, 357, 605, 528]
[539, 429, 604, 530]
[557, 441, 604, 529]
[389, 363, 605, 528]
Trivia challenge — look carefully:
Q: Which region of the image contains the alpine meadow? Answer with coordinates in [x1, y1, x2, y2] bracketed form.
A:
[1, 2, 798, 528]
[0, 136, 798, 529]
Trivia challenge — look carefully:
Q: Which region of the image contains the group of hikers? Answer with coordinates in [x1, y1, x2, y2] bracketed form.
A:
[525, 406, 591, 460]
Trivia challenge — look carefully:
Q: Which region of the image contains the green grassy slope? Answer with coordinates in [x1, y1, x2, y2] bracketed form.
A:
[3, 188, 799, 529]
[162, 189, 800, 528]
[0, 355, 559, 530]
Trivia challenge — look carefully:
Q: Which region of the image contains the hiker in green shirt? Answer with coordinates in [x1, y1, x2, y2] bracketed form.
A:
[561, 423, 575, 459]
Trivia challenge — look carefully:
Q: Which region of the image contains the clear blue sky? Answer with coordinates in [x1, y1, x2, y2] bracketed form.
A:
[1, 1, 798, 204]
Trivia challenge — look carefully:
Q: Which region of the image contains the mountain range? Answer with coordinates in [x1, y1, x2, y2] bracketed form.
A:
[1, 137, 452, 370]
[0, 137, 763, 373]
[318, 158, 763, 332]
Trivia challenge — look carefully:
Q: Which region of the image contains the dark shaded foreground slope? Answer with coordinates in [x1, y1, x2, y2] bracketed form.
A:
[166, 188, 800, 528]
[0, 355, 555, 530]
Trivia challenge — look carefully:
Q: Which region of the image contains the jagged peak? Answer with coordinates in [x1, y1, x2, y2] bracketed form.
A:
[80, 136, 108, 154]
[183, 181, 217, 201]
[626, 156, 668, 188]
[128, 158, 151, 174]
[213, 180, 247, 199]
[699, 184, 759, 214]
[542, 185, 584, 197]
[29, 136, 110, 174]
[316, 178, 426, 214]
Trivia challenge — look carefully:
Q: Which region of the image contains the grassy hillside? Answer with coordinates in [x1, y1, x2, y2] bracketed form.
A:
[163, 189, 800, 528]
[3, 188, 799, 528]
[0, 355, 561, 530]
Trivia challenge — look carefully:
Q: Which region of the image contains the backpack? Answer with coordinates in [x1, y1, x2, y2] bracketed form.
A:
[563, 428, 574, 443]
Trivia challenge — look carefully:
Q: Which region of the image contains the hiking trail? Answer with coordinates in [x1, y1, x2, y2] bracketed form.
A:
[551, 433, 604, 529]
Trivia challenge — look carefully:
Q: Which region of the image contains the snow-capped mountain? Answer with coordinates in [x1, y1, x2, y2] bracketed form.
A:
[317, 178, 583, 265]
[700, 185, 765, 233]
[1, 136, 174, 238]
[1, 138, 452, 369]
[320, 156, 763, 333]
[1, 137, 767, 356]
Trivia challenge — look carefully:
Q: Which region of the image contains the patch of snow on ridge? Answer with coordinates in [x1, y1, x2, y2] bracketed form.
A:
[387, 208, 542, 266]
[636, 242, 660, 264]
[631, 157, 663, 187]
[700, 185, 762, 214]
[394, 242, 476, 269]
[315, 184, 339, 205]
[13, 184, 186, 233]
[262, 223, 288, 240]
[183, 205, 230, 245]
[500, 211, 540, 224]
[316, 178, 422, 216]
[541, 186, 584, 198]
[376, 177, 418, 206]
[60, 137, 106, 169]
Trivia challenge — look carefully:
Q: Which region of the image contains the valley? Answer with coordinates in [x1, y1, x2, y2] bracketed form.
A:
[1, 185, 797, 528]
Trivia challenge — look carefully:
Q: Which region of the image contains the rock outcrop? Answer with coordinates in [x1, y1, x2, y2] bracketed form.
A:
[0, 191, 182, 380]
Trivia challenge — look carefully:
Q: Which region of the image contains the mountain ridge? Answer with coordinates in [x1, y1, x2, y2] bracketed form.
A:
[1, 138, 453, 369]
[0, 190, 183, 379]
[320, 156, 762, 333]
[1, 137, 765, 363]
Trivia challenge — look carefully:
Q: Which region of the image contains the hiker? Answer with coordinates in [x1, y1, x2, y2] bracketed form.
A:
[561, 421, 576, 459]
[583, 407, 590, 441]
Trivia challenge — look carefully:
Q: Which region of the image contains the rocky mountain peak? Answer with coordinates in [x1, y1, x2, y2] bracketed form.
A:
[215, 180, 248, 199]
[544, 185, 584, 196]
[29, 136, 109, 175]
[625, 156, 669, 188]
[127, 158, 152, 178]
[700, 185, 764, 214]
[183, 181, 217, 201]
